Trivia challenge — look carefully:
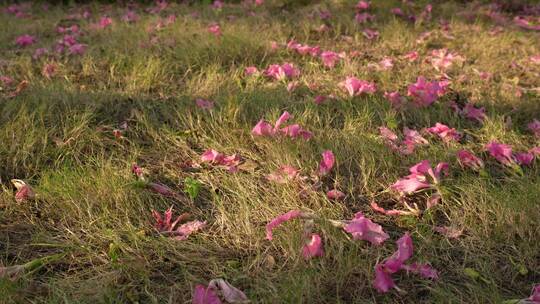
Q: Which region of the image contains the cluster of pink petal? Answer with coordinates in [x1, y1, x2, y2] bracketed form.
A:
[320, 51, 344, 68]
[302, 234, 324, 259]
[152, 207, 206, 241]
[201, 149, 241, 172]
[252, 111, 312, 140]
[407, 77, 446, 107]
[263, 63, 300, 81]
[208, 24, 222, 36]
[15, 34, 36, 47]
[193, 279, 249, 304]
[451, 102, 486, 123]
[318, 150, 335, 176]
[379, 127, 428, 155]
[430, 48, 463, 71]
[266, 165, 300, 183]
[343, 212, 389, 246]
[426, 123, 461, 143]
[287, 40, 321, 57]
[485, 141, 514, 165]
[341, 77, 376, 97]
[391, 160, 448, 194]
[374, 233, 438, 293]
[457, 150, 484, 170]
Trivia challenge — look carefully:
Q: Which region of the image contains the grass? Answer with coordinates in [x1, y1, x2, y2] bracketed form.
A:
[1, 0, 539, 303]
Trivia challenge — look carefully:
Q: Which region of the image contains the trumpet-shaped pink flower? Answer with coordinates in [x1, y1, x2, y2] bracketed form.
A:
[15, 34, 36, 47]
[462, 103, 486, 122]
[208, 24, 221, 36]
[266, 210, 304, 240]
[327, 189, 345, 200]
[193, 279, 248, 304]
[266, 165, 300, 183]
[373, 233, 438, 293]
[426, 123, 461, 143]
[485, 141, 514, 165]
[252, 111, 311, 140]
[152, 206, 188, 232]
[264, 63, 299, 81]
[318, 150, 335, 175]
[528, 119, 540, 138]
[355, 12, 375, 23]
[430, 48, 463, 71]
[457, 150, 484, 170]
[343, 212, 389, 246]
[356, 1, 370, 10]
[407, 77, 446, 107]
[340, 77, 376, 97]
[514, 152, 534, 166]
[252, 120, 274, 136]
[196, 98, 214, 109]
[302, 233, 324, 259]
[391, 160, 448, 194]
[320, 51, 342, 68]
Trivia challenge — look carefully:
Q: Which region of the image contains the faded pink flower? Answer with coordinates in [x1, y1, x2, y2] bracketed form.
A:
[266, 210, 304, 240]
[463, 103, 486, 122]
[384, 91, 405, 108]
[314, 95, 327, 105]
[33, 48, 48, 59]
[355, 12, 375, 23]
[401, 263, 439, 280]
[175, 220, 206, 240]
[362, 28, 379, 40]
[15, 34, 36, 47]
[407, 77, 446, 107]
[343, 212, 389, 246]
[528, 119, 540, 138]
[384, 233, 414, 272]
[196, 98, 214, 110]
[11, 179, 35, 203]
[192, 284, 221, 304]
[264, 63, 299, 81]
[403, 51, 419, 62]
[252, 111, 311, 140]
[280, 124, 313, 140]
[201, 149, 240, 172]
[434, 226, 463, 239]
[320, 51, 342, 68]
[208, 24, 221, 36]
[485, 141, 514, 165]
[426, 123, 461, 143]
[244, 66, 258, 76]
[98, 16, 113, 29]
[356, 1, 370, 10]
[391, 160, 448, 194]
[152, 206, 187, 232]
[327, 189, 345, 200]
[42, 63, 57, 79]
[302, 233, 324, 259]
[68, 44, 86, 55]
[379, 58, 394, 70]
[374, 264, 395, 293]
[266, 165, 300, 183]
[201, 149, 225, 164]
[318, 150, 335, 176]
[457, 150, 484, 170]
[340, 77, 376, 96]
[430, 48, 463, 71]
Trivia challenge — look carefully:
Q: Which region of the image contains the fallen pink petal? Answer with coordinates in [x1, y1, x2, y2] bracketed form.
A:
[302, 233, 324, 259]
[343, 212, 389, 246]
[266, 210, 304, 240]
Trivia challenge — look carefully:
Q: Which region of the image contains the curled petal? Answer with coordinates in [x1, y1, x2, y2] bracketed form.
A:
[302, 233, 324, 259]
[266, 210, 304, 240]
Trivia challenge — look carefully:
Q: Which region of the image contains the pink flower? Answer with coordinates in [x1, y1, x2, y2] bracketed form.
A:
[11, 179, 35, 203]
[280, 124, 313, 140]
[201, 149, 240, 172]
[463, 103, 486, 122]
[391, 176, 431, 194]
[528, 119, 540, 138]
[98, 17, 113, 29]
[327, 189, 345, 201]
[391, 160, 448, 194]
[252, 111, 311, 140]
[514, 16, 540, 31]
[193, 285, 222, 304]
[391, 8, 404, 16]
[355, 12, 375, 23]
[379, 58, 394, 70]
[356, 1, 370, 10]
[15, 34, 36, 47]
[196, 98, 214, 110]
[42, 63, 57, 79]
[384, 233, 413, 272]
[380, 127, 428, 155]
[457, 150, 484, 170]
[320, 51, 342, 68]
[485, 141, 514, 165]
[201, 149, 225, 164]
[193, 279, 248, 304]
[122, 11, 139, 22]
[403, 51, 419, 62]
[252, 119, 274, 136]
[0, 76, 14, 86]
[175, 220, 206, 240]
[302, 233, 324, 259]
[267, 165, 300, 183]
[430, 48, 463, 71]
[68, 44, 86, 55]
[244, 66, 258, 76]
[208, 24, 222, 36]
[314, 95, 327, 105]
[374, 264, 396, 293]
[266, 210, 304, 240]
[407, 77, 446, 107]
[132, 164, 145, 180]
[264, 63, 299, 81]
[343, 212, 389, 246]
[529, 284, 540, 302]
[362, 28, 379, 40]
[318, 150, 335, 176]
[426, 123, 461, 143]
[152, 206, 188, 232]
[514, 152, 534, 166]
[383, 91, 405, 108]
[340, 77, 376, 97]
[33, 48, 48, 59]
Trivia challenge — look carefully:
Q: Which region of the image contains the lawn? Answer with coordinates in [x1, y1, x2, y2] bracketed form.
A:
[1, 0, 539, 303]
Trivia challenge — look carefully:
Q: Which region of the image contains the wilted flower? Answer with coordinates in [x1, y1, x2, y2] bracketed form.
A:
[391, 160, 448, 194]
[196, 98, 214, 110]
[318, 150, 335, 176]
[343, 212, 389, 246]
[244, 66, 258, 76]
[528, 119, 540, 138]
[327, 189, 345, 200]
[356, 1, 370, 11]
[208, 24, 222, 36]
[264, 63, 300, 81]
[426, 123, 461, 143]
[383, 91, 405, 109]
[15, 34, 36, 47]
[362, 28, 379, 40]
[266, 165, 300, 183]
[302, 233, 324, 259]
[407, 77, 446, 107]
[193, 279, 249, 304]
[320, 51, 343, 68]
[457, 150, 484, 170]
[430, 48, 463, 71]
[252, 111, 311, 140]
[485, 141, 514, 165]
[340, 77, 376, 96]
[11, 179, 36, 203]
[152, 207, 205, 241]
[201, 149, 240, 172]
[355, 12, 375, 23]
